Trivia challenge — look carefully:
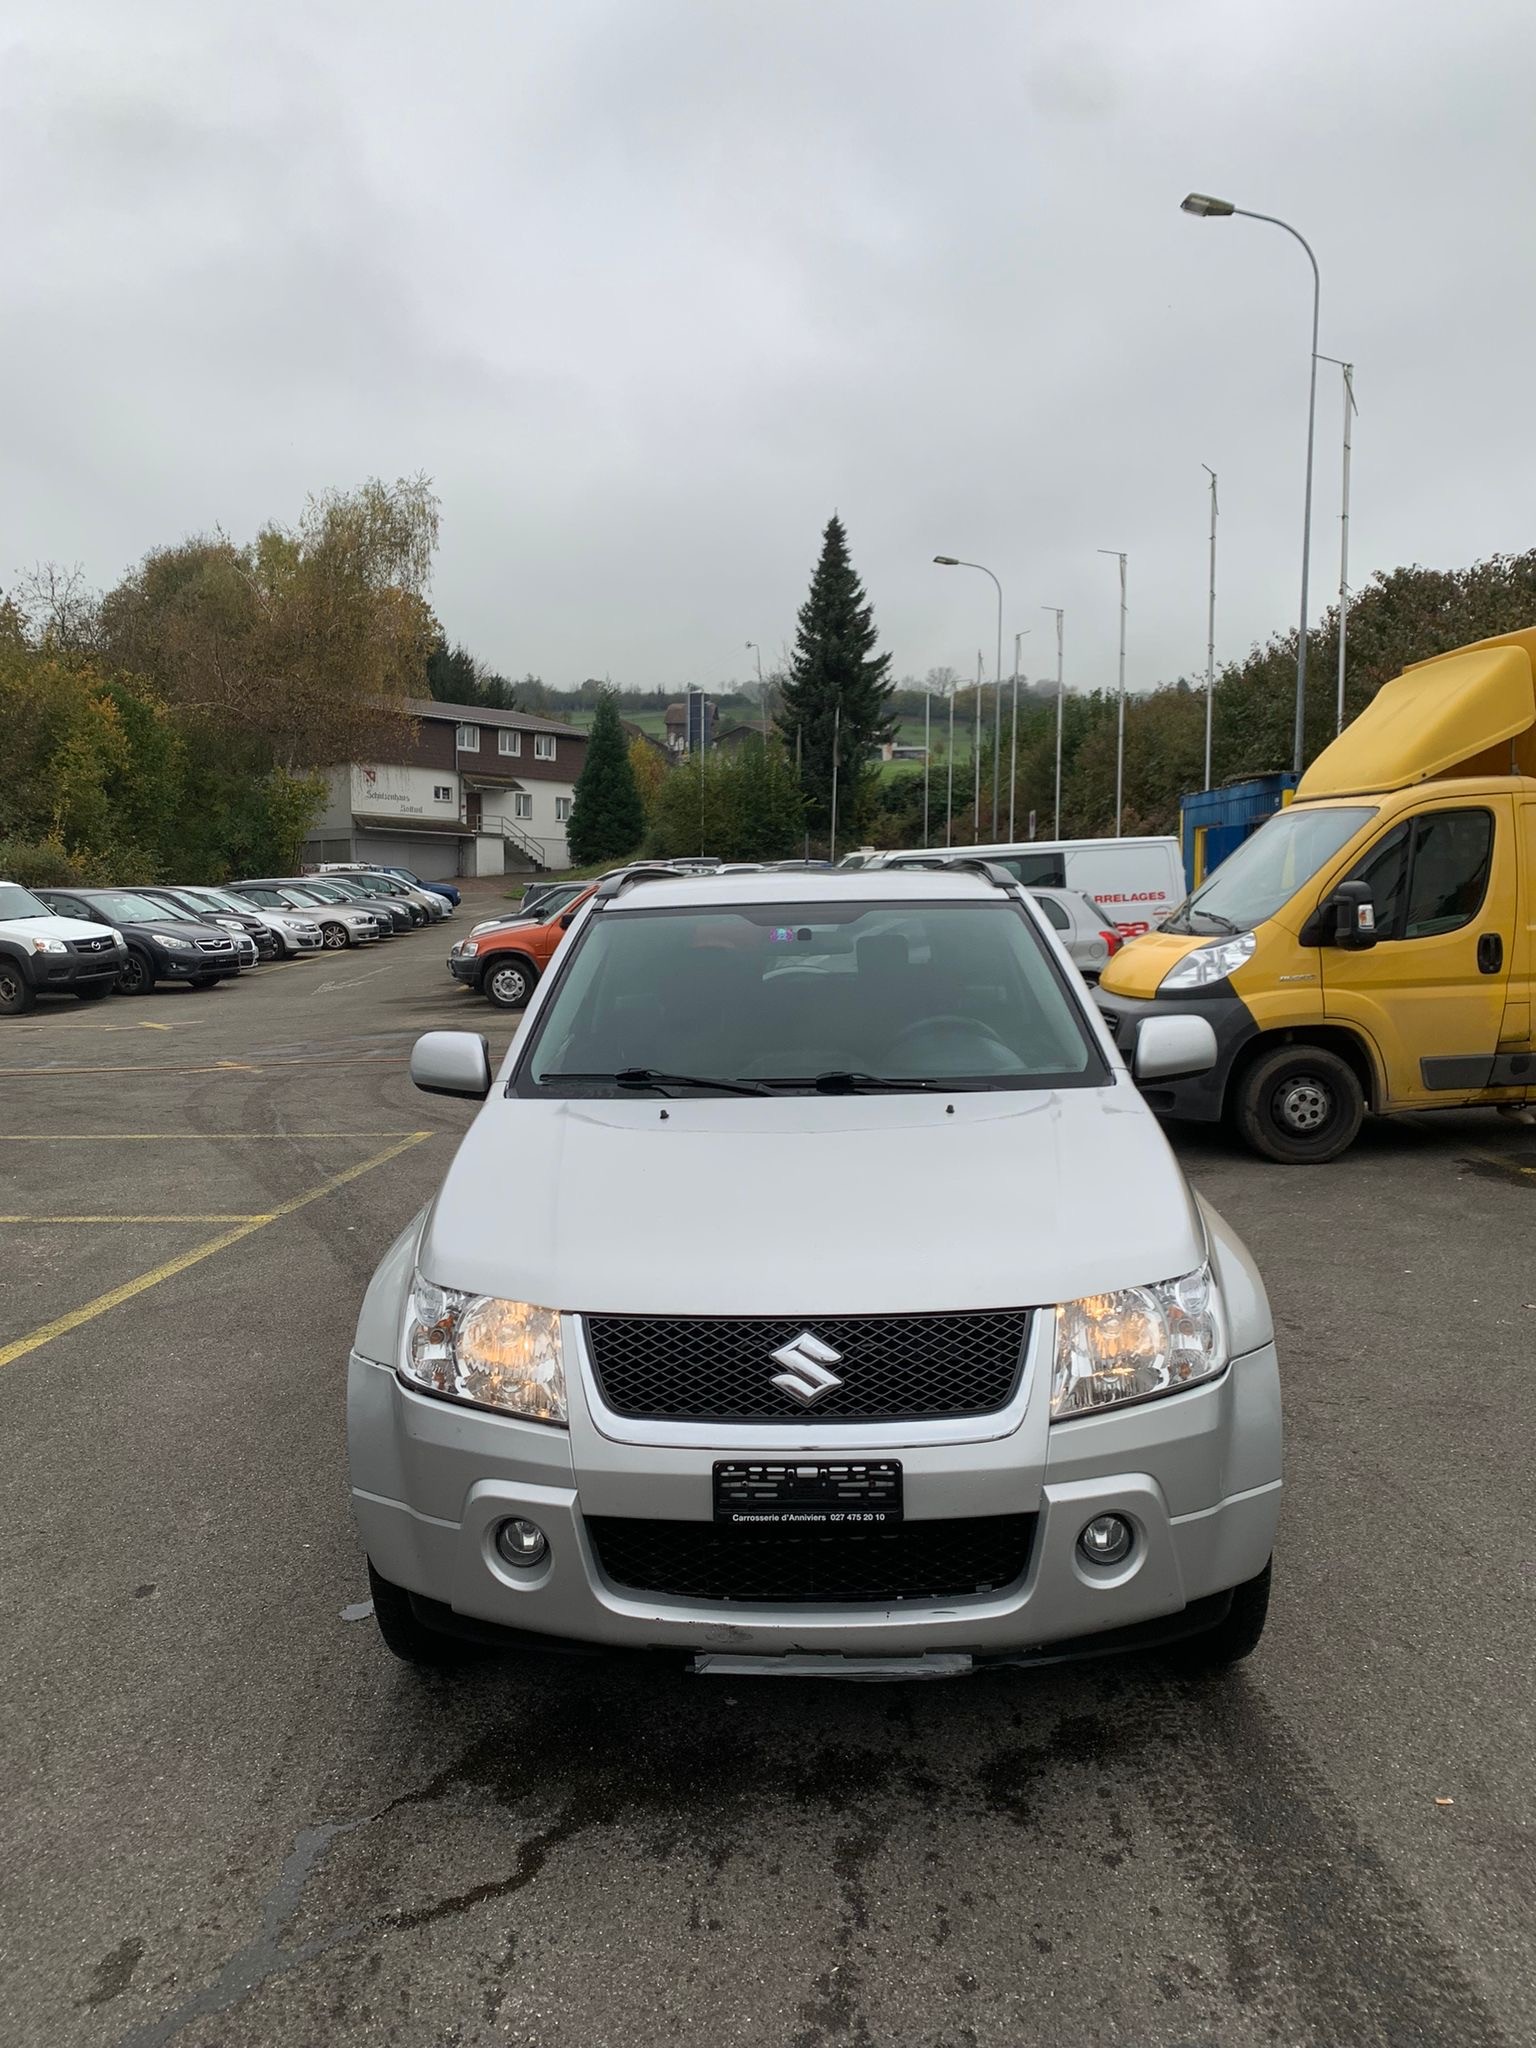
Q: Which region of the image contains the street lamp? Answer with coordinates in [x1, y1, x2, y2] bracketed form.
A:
[1181, 191, 1320, 776]
[1097, 551, 1128, 836]
[933, 556, 1004, 839]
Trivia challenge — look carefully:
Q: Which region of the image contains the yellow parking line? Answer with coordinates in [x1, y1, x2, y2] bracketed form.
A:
[0, 1131, 431, 1142]
[0, 1056, 405, 1077]
[1466, 1150, 1536, 1178]
[0, 1133, 431, 1372]
[0, 1214, 275, 1224]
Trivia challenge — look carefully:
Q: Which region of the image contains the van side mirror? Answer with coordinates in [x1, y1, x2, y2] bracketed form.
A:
[410, 1030, 492, 1100]
[1133, 1014, 1218, 1082]
[1329, 880, 1378, 951]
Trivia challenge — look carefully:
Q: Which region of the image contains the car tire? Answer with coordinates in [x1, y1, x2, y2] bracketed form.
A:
[1235, 1045, 1364, 1164]
[482, 957, 538, 1010]
[320, 921, 350, 950]
[74, 983, 113, 1002]
[270, 935, 290, 960]
[0, 959, 36, 1014]
[118, 948, 155, 996]
[366, 1562, 485, 1669]
[1162, 1560, 1271, 1675]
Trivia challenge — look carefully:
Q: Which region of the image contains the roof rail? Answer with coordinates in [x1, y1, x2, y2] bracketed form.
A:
[930, 856, 1019, 892]
[593, 864, 692, 904]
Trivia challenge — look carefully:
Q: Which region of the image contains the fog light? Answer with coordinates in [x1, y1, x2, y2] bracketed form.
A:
[495, 1517, 548, 1568]
[1078, 1514, 1133, 1567]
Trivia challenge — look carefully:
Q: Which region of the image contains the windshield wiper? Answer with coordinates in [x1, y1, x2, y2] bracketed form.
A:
[1188, 908, 1242, 935]
[538, 1068, 770, 1096]
[756, 1071, 988, 1094]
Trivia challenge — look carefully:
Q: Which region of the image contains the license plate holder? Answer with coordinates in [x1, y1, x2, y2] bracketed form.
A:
[712, 1460, 903, 1526]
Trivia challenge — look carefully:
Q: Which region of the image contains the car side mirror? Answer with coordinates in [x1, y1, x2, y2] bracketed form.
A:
[410, 1030, 493, 1100]
[559, 910, 576, 929]
[1133, 1014, 1218, 1083]
[1328, 880, 1378, 950]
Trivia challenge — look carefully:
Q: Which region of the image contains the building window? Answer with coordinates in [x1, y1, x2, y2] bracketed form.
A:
[498, 729, 521, 756]
[555, 797, 572, 823]
[456, 723, 480, 751]
[533, 734, 556, 760]
[513, 792, 533, 820]
[433, 784, 452, 802]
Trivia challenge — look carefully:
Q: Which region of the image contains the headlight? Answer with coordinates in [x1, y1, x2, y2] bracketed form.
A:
[456, 939, 480, 958]
[400, 1275, 567, 1424]
[1157, 932, 1256, 991]
[160, 933, 195, 951]
[1051, 1266, 1224, 1419]
[31, 936, 69, 954]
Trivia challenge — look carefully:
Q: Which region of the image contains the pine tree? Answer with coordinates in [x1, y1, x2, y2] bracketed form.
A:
[566, 691, 645, 864]
[776, 515, 896, 842]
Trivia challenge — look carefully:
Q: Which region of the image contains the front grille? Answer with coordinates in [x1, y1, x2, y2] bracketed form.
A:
[585, 1514, 1035, 1605]
[583, 1310, 1030, 1423]
[68, 936, 114, 954]
[196, 938, 233, 954]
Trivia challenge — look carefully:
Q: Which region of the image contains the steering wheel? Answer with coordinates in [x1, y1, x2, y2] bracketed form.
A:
[887, 1013, 1011, 1054]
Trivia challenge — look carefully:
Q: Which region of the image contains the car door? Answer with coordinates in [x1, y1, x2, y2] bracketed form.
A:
[1321, 798, 1516, 1107]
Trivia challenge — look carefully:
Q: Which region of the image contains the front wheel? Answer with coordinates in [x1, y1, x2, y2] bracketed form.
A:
[320, 921, 350, 951]
[367, 1562, 484, 1669]
[482, 957, 538, 1010]
[0, 960, 36, 1015]
[1162, 1561, 1271, 1675]
[1235, 1045, 1364, 1164]
[118, 949, 155, 996]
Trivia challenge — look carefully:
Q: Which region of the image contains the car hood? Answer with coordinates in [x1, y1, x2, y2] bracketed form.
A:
[6, 913, 121, 943]
[418, 1084, 1205, 1316]
[128, 919, 233, 942]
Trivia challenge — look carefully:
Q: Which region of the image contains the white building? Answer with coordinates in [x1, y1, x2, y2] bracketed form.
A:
[303, 698, 589, 878]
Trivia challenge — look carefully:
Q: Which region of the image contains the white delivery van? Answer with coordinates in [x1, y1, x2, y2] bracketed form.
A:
[861, 838, 1184, 938]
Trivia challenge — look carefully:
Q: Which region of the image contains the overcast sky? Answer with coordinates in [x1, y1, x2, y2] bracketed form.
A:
[5, 0, 1535, 701]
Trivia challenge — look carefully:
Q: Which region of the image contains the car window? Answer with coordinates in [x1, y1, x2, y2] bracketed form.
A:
[0, 883, 53, 919]
[1403, 810, 1493, 938]
[520, 899, 1103, 1094]
[1034, 896, 1071, 932]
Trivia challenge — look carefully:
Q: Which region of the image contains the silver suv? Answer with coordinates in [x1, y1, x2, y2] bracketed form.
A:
[348, 863, 1281, 1679]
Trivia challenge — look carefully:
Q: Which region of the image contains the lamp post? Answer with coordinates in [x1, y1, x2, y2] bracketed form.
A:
[1097, 550, 1127, 836]
[1043, 607, 1064, 838]
[745, 641, 767, 739]
[1316, 356, 1357, 734]
[934, 556, 1004, 839]
[1008, 629, 1028, 840]
[1202, 467, 1218, 790]
[1181, 192, 1320, 776]
[945, 677, 955, 847]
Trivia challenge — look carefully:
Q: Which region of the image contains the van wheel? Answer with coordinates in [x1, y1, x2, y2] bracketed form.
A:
[1236, 1045, 1364, 1163]
[366, 1562, 484, 1669]
[482, 957, 537, 1010]
[0, 960, 36, 1014]
[1163, 1560, 1271, 1674]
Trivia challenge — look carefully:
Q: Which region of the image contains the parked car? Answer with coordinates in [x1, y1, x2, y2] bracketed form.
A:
[447, 886, 597, 1008]
[298, 876, 413, 933]
[316, 866, 448, 922]
[354, 863, 460, 910]
[0, 880, 126, 1014]
[470, 881, 590, 939]
[350, 863, 1281, 1676]
[37, 887, 242, 993]
[231, 881, 382, 951]
[140, 887, 277, 961]
[1029, 886, 1123, 981]
[172, 885, 323, 959]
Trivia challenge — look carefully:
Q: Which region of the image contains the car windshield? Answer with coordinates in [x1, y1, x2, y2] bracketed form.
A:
[198, 889, 253, 915]
[521, 899, 1103, 1095]
[0, 883, 53, 919]
[90, 890, 195, 922]
[1163, 806, 1377, 934]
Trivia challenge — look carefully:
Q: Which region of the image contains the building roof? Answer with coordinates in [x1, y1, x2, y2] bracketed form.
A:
[402, 697, 587, 740]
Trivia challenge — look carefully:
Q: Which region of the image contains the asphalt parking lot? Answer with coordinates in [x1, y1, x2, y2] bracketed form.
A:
[4, 924, 1534, 2048]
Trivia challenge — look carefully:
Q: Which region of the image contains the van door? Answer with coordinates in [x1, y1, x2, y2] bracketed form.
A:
[1496, 805, 1536, 1093]
[1320, 798, 1516, 1108]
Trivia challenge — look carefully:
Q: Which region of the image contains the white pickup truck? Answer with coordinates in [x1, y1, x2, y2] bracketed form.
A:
[0, 880, 126, 1014]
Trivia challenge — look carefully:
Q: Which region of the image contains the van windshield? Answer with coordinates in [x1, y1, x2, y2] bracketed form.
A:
[519, 899, 1105, 1095]
[1165, 806, 1376, 934]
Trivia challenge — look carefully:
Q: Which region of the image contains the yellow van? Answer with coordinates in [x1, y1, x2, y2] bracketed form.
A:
[1094, 625, 1536, 1161]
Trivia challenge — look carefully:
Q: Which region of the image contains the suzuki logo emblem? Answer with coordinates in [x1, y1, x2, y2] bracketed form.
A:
[768, 1331, 845, 1407]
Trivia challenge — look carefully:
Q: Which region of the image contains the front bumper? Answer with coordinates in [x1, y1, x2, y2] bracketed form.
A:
[30, 950, 125, 992]
[448, 953, 481, 983]
[349, 1317, 1282, 1661]
[1093, 988, 1257, 1123]
[154, 949, 238, 978]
